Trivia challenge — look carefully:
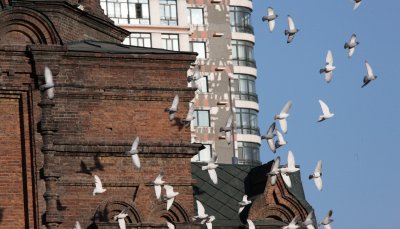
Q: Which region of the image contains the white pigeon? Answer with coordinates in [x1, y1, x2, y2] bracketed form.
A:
[319, 50, 336, 83]
[353, 0, 362, 10]
[319, 210, 334, 229]
[268, 156, 281, 186]
[181, 103, 195, 126]
[192, 200, 209, 221]
[274, 100, 292, 134]
[166, 221, 175, 229]
[261, 122, 276, 153]
[318, 100, 334, 122]
[74, 221, 81, 229]
[201, 155, 218, 185]
[39, 66, 55, 99]
[285, 15, 299, 43]
[205, 215, 215, 229]
[309, 160, 323, 191]
[238, 195, 252, 214]
[220, 115, 233, 144]
[164, 185, 179, 211]
[93, 175, 106, 196]
[262, 7, 278, 32]
[282, 215, 300, 229]
[280, 151, 300, 188]
[113, 209, 128, 229]
[247, 219, 255, 229]
[165, 94, 179, 120]
[274, 130, 287, 151]
[344, 34, 359, 58]
[362, 60, 378, 88]
[302, 210, 315, 229]
[152, 173, 165, 200]
[126, 136, 140, 169]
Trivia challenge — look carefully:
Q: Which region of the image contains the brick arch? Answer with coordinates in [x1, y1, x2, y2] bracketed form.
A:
[151, 200, 191, 223]
[94, 198, 142, 224]
[0, 7, 62, 45]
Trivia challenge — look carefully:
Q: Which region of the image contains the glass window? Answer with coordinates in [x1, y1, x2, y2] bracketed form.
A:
[123, 33, 151, 47]
[230, 6, 253, 34]
[192, 110, 210, 127]
[235, 108, 259, 135]
[237, 142, 260, 165]
[191, 144, 212, 162]
[161, 34, 179, 51]
[190, 42, 206, 59]
[234, 74, 258, 102]
[160, 0, 177, 25]
[100, 0, 150, 25]
[231, 40, 256, 67]
[188, 8, 204, 25]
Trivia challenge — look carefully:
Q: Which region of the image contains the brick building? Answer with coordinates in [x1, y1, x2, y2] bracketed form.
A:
[0, 1, 313, 228]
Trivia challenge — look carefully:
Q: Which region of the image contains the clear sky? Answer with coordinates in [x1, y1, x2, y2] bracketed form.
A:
[252, 1, 399, 228]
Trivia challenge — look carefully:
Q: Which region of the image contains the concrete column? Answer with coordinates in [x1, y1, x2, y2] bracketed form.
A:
[149, 0, 160, 25]
[177, 0, 189, 26]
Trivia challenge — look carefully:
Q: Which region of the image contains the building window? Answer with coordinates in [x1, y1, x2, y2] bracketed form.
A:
[230, 6, 253, 34]
[161, 34, 179, 51]
[190, 42, 206, 59]
[188, 8, 204, 25]
[234, 74, 258, 102]
[160, 0, 177, 25]
[100, 0, 150, 25]
[192, 110, 210, 127]
[235, 108, 259, 135]
[123, 33, 151, 47]
[231, 40, 256, 67]
[196, 75, 208, 93]
[191, 144, 212, 162]
[238, 142, 260, 165]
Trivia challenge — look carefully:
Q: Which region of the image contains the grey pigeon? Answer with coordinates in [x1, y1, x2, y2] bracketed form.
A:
[285, 15, 299, 43]
[344, 34, 359, 58]
[362, 61, 378, 88]
[165, 94, 179, 120]
[39, 66, 55, 99]
[262, 7, 278, 32]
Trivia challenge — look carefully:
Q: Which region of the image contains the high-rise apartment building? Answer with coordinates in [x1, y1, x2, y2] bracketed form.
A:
[100, 0, 260, 165]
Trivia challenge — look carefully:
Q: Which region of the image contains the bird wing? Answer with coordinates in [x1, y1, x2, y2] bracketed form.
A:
[266, 122, 276, 137]
[288, 15, 295, 30]
[326, 50, 333, 65]
[267, 139, 276, 152]
[167, 221, 175, 229]
[206, 221, 213, 229]
[354, 1, 362, 10]
[287, 34, 295, 43]
[365, 61, 374, 78]
[225, 115, 233, 128]
[166, 197, 175, 211]
[131, 154, 141, 169]
[280, 100, 292, 115]
[269, 20, 276, 32]
[74, 221, 81, 229]
[276, 129, 286, 144]
[350, 34, 357, 44]
[287, 151, 296, 169]
[314, 177, 323, 191]
[323, 224, 332, 229]
[208, 169, 218, 184]
[289, 215, 299, 226]
[44, 66, 54, 85]
[278, 119, 288, 134]
[186, 103, 195, 120]
[325, 71, 333, 83]
[272, 157, 280, 172]
[154, 185, 162, 199]
[307, 225, 315, 229]
[270, 175, 277, 186]
[94, 175, 103, 189]
[118, 218, 126, 229]
[155, 173, 163, 183]
[164, 185, 174, 196]
[315, 160, 322, 174]
[170, 94, 179, 111]
[306, 210, 314, 221]
[348, 47, 355, 57]
[225, 131, 231, 144]
[196, 200, 206, 216]
[267, 7, 274, 16]
[319, 100, 331, 116]
[247, 219, 255, 229]
[281, 173, 292, 188]
[242, 195, 248, 202]
[131, 136, 140, 151]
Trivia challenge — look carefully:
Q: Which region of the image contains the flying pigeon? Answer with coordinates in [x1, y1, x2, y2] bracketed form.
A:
[39, 66, 55, 99]
[247, 219, 255, 229]
[126, 136, 140, 169]
[362, 61, 378, 88]
[318, 100, 334, 122]
[319, 210, 334, 229]
[302, 210, 315, 229]
[181, 103, 195, 126]
[165, 94, 179, 120]
[274, 130, 287, 151]
[238, 195, 252, 214]
[262, 7, 278, 32]
[201, 155, 218, 185]
[113, 208, 128, 229]
[192, 200, 209, 221]
[268, 156, 281, 185]
[319, 50, 336, 83]
[74, 221, 81, 229]
[164, 185, 179, 211]
[280, 151, 300, 188]
[285, 15, 299, 43]
[282, 215, 300, 229]
[261, 122, 277, 153]
[152, 173, 165, 200]
[274, 100, 292, 134]
[309, 160, 323, 191]
[220, 115, 233, 144]
[93, 175, 106, 196]
[166, 221, 175, 229]
[344, 34, 359, 58]
[353, 0, 362, 10]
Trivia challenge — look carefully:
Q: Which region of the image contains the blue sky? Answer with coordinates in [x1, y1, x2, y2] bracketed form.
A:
[252, 1, 399, 228]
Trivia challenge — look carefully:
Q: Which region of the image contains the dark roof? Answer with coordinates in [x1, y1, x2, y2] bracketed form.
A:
[66, 40, 196, 55]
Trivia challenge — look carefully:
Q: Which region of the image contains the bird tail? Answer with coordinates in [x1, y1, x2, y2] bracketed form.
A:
[284, 30, 289, 35]
[319, 69, 325, 74]
[261, 16, 267, 22]
[344, 43, 349, 49]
